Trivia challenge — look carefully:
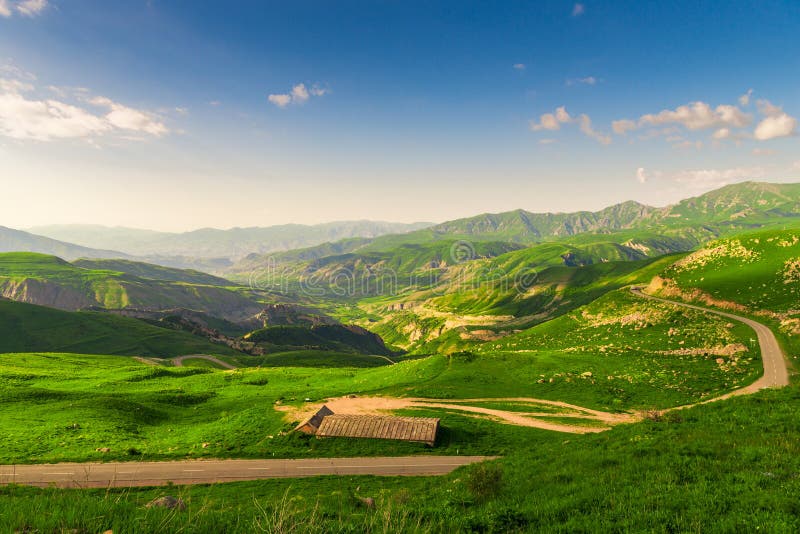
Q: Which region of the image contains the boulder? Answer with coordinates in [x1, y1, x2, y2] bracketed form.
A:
[146, 496, 187, 511]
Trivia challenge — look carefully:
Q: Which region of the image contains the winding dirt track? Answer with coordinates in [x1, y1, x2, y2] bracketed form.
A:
[283, 288, 790, 433]
[172, 354, 237, 370]
[630, 287, 790, 398]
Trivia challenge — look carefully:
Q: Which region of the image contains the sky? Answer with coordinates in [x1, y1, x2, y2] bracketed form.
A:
[1, 0, 799, 232]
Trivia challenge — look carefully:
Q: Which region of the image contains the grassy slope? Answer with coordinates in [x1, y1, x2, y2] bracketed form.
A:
[362, 254, 682, 354]
[2, 385, 798, 533]
[0, 300, 240, 357]
[0, 288, 762, 466]
[0, 252, 262, 321]
[72, 258, 233, 286]
[651, 226, 800, 358]
[422, 290, 761, 409]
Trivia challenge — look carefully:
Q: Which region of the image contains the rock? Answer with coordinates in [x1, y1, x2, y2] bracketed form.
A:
[201, 442, 210, 448]
[146, 496, 187, 511]
[358, 496, 375, 508]
[95, 447, 111, 453]
[581, 371, 593, 378]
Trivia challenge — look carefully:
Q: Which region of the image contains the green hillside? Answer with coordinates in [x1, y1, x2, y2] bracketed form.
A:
[0, 252, 263, 323]
[244, 324, 392, 356]
[654, 227, 800, 314]
[231, 182, 800, 302]
[0, 299, 239, 357]
[72, 258, 233, 286]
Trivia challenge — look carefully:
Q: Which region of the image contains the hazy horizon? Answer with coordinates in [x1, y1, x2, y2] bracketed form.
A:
[7, 178, 797, 234]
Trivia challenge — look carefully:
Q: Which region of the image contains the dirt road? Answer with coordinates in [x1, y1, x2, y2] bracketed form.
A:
[631, 287, 789, 395]
[0, 456, 491, 489]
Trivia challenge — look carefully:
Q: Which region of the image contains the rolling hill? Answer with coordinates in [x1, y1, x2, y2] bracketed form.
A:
[0, 252, 263, 323]
[0, 299, 239, 357]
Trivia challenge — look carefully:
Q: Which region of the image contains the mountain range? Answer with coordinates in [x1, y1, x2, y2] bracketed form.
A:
[27, 220, 434, 260]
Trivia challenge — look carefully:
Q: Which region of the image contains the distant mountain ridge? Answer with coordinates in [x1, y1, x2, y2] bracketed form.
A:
[230, 181, 800, 277]
[423, 182, 800, 242]
[28, 220, 434, 259]
[0, 225, 131, 261]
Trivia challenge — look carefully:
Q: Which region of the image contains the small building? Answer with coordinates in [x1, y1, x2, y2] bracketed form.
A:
[317, 414, 439, 446]
[294, 405, 335, 435]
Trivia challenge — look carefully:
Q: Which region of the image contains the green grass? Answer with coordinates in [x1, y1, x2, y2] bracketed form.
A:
[0, 300, 241, 357]
[660, 227, 800, 313]
[0, 286, 764, 465]
[0, 352, 563, 464]
[2, 385, 799, 533]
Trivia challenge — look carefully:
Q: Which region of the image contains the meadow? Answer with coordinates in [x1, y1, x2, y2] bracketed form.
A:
[2, 384, 799, 533]
[0, 286, 763, 466]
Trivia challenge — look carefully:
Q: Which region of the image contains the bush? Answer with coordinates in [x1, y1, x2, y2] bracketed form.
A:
[466, 462, 504, 502]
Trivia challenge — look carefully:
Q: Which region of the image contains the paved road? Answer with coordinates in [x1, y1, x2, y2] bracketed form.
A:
[631, 287, 789, 395]
[172, 354, 237, 370]
[0, 456, 492, 489]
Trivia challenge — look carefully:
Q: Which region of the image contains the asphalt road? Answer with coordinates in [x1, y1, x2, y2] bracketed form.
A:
[631, 287, 789, 393]
[0, 456, 492, 488]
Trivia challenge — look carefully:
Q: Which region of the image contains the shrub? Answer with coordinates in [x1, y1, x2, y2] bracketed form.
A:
[466, 462, 504, 503]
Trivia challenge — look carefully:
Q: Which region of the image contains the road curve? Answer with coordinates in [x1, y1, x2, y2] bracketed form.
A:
[0, 456, 493, 489]
[631, 287, 789, 397]
[172, 354, 237, 370]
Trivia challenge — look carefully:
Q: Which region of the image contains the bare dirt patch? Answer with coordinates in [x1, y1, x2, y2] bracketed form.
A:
[277, 396, 638, 434]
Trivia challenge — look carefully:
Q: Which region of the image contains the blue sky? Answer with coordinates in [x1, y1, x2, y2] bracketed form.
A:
[1, 0, 799, 230]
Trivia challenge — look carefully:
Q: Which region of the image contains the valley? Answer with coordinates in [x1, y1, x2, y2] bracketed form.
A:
[1, 182, 798, 532]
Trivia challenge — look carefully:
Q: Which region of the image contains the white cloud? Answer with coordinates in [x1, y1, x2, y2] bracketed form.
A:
[794, 161, 800, 170]
[90, 96, 168, 136]
[268, 82, 328, 108]
[612, 119, 637, 135]
[290, 83, 309, 103]
[751, 99, 797, 141]
[538, 138, 556, 145]
[310, 84, 329, 97]
[612, 100, 762, 144]
[567, 76, 597, 86]
[531, 106, 610, 144]
[15, 0, 47, 16]
[578, 114, 611, 145]
[639, 102, 751, 131]
[754, 113, 797, 140]
[0, 73, 170, 141]
[712, 128, 731, 140]
[0, 0, 47, 17]
[572, 3, 585, 16]
[530, 106, 571, 131]
[267, 94, 292, 108]
[512, 63, 526, 71]
[739, 89, 753, 106]
[756, 99, 782, 117]
[636, 167, 649, 184]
